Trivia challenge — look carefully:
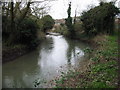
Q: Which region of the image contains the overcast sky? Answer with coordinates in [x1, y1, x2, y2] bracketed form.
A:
[3, 0, 120, 19]
[46, 0, 120, 19]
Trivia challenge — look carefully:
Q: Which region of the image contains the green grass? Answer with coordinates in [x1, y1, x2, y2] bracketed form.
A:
[88, 60, 118, 88]
[87, 35, 118, 88]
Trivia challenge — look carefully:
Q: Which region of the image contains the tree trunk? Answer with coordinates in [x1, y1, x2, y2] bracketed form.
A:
[10, 1, 14, 32]
[8, 1, 15, 45]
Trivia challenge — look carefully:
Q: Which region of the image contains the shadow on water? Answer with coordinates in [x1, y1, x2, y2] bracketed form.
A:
[2, 34, 89, 88]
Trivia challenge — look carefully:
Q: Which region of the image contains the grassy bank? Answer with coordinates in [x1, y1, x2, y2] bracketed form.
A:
[54, 34, 118, 88]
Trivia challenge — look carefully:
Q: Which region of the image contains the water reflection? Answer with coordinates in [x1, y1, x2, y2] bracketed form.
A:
[2, 50, 40, 88]
[65, 38, 85, 68]
[2, 35, 88, 88]
[37, 35, 69, 85]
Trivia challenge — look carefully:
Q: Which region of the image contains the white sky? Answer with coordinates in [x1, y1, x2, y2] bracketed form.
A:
[47, 0, 120, 19]
[4, 0, 119, 19]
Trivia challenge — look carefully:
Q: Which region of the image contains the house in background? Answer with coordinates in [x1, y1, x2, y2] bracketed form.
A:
[54, 19, 65, 26]
[52, 19, 65, 31]
[72, 17, 81, 24]
[52, 17, 81, 31]
[54, 16, 81, 26]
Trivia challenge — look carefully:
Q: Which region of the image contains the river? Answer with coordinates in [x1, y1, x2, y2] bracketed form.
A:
[2, 34, 89, 88]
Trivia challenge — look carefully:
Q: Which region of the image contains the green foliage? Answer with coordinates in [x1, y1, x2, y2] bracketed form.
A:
[2, 2, 41, 49]
[41, 15, 55, 33]
[88, 35, 118, 88]
[83, 47, 93, 53]
[90, 34, 118, 62]
[2, 3, 54, 49]
[81, 2, 119, 36]
[88, 60, 118, 88]
[54, 25, 70, 36]
[74, 22, 83, 32]
[18, 17, 39, 48]
[3, 16, 39, 49]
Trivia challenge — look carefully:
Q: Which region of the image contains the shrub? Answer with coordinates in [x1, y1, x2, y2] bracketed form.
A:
[81, 2, 119, 36]
[41, 15, 55, 33]
[17, 17, 39, 48]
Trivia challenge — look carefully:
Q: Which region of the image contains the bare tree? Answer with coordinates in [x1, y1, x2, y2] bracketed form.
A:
[31, 1, 51, 19]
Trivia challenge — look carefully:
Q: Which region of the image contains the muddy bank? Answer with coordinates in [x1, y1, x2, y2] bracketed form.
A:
[2, 44, 39, 64]
[2, 47, 28, 63]
[2, 40, 43, 64]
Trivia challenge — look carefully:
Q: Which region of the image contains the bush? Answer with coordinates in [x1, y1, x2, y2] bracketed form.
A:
[17, 17, 39, 48]
[81, 2, 119, 36]
[2, 16, 40, 49]
[54, 25, 70, 36]
[74, 22, 83, 32]
[41, 15, 55, 33]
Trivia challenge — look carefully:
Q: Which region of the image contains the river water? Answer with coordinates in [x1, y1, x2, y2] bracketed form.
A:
[2, 34, 89, 88]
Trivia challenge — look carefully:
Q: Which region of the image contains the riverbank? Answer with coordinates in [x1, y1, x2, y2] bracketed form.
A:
[54, 34, 118, 88]
[2, 31, 46, 64]
[2, 45, 29, 63]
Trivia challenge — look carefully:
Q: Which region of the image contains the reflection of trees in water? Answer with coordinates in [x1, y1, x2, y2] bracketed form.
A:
[65, 38, 77, 67]
[40, 36, 54, 53]
[65, 38, 87, 67]
[2, 50, 40, 88]
[4, 37, 54, 88]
